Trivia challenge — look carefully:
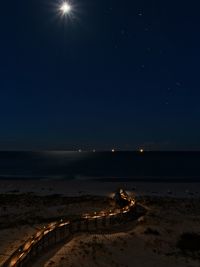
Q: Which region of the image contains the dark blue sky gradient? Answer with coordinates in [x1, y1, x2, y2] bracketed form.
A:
[0, 0, 200, 150]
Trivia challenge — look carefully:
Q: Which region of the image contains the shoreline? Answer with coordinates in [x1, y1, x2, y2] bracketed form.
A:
[1, 176, 200, 182]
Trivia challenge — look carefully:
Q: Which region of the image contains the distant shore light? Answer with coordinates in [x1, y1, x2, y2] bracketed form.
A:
[139, 148, 144, 153]
[112, 149, 115, 153]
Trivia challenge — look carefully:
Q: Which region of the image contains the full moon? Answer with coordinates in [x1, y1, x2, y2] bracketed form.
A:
[60, 2, 71, 15]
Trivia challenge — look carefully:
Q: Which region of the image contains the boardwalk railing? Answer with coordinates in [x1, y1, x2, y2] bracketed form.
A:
[2, 198, 142, 267]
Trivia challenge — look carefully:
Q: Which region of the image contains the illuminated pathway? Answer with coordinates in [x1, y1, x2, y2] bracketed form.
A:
[2, 192, 145, 267]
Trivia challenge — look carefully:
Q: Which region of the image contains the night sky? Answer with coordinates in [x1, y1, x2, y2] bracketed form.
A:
[0, 0, 200, 151]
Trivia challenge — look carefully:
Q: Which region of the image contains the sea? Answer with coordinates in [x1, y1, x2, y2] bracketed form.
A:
[0, 151, 200, 182]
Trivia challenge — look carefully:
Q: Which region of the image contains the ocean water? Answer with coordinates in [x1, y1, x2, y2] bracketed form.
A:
[0, 151, 200, 182]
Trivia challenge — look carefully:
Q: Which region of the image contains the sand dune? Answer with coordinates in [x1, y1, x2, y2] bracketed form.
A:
[0, 180, 200, 267]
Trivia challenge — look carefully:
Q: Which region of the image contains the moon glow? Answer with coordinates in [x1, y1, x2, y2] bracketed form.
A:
[60, 2, 71, 15]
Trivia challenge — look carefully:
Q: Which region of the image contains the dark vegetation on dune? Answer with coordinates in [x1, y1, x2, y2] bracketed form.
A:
[177, 233, 200, 252]
[144, 227, 160, 236]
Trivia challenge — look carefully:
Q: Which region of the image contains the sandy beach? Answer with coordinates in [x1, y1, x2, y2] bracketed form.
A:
[0, 179, 200, 267]
[0, 179, 200, 197]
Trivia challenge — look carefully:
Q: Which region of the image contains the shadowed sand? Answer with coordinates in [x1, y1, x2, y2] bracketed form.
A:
[0, 179, 200, 267]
